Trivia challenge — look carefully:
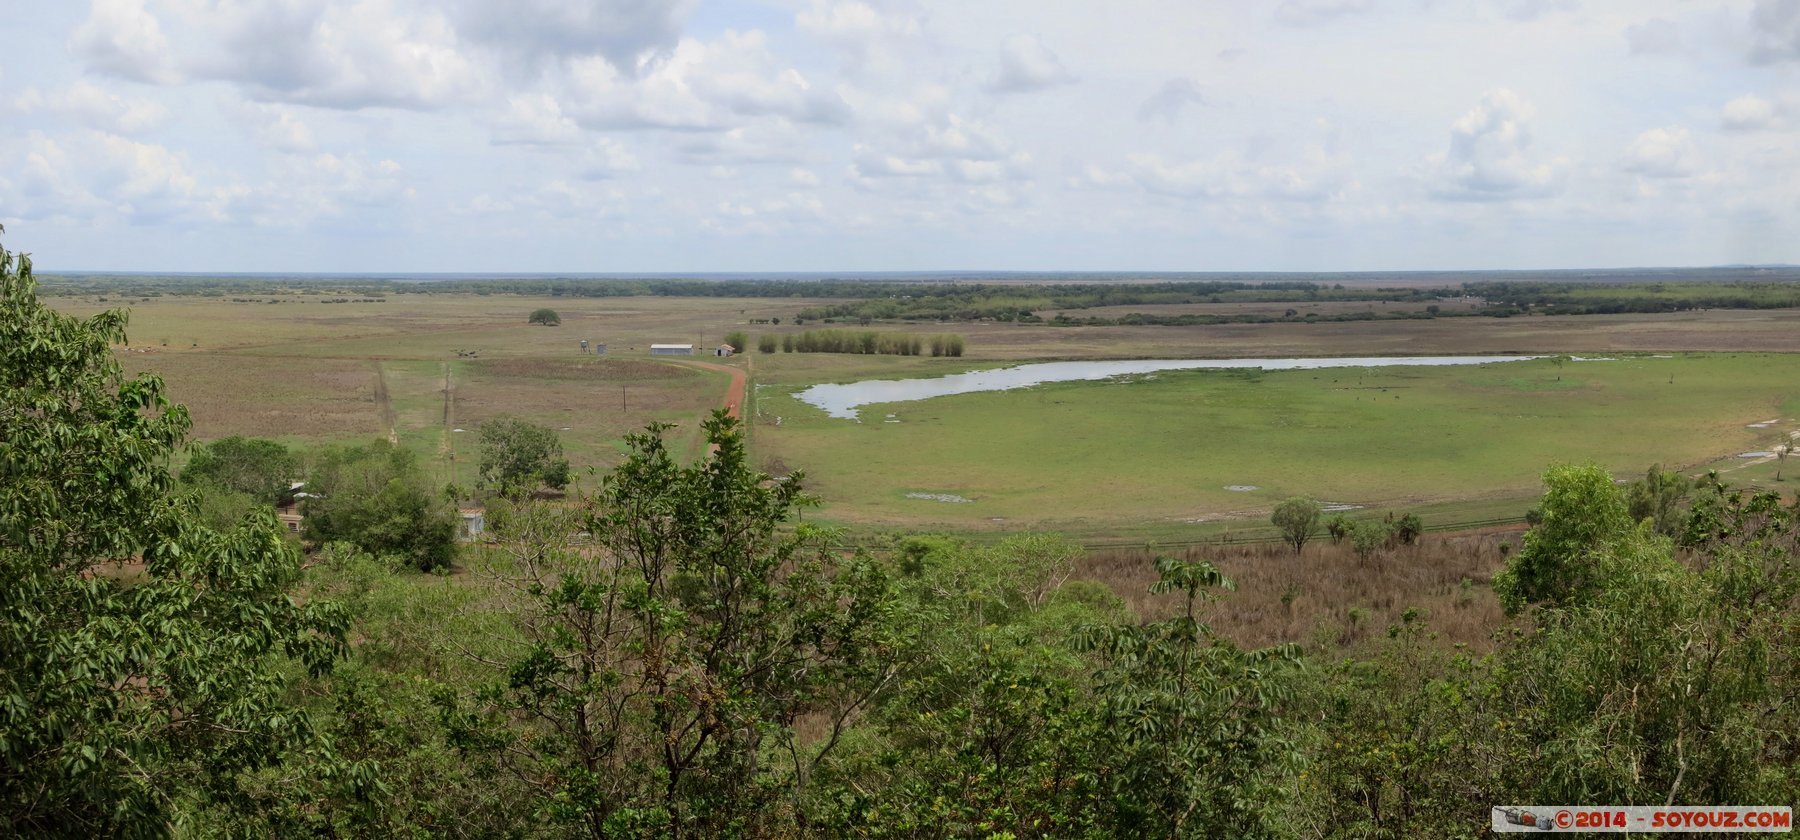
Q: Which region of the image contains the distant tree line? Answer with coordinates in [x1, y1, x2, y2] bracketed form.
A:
[37, 269, 1800, 323]
[772, 328, 964, 356]
[1468, 279, 1800, 313]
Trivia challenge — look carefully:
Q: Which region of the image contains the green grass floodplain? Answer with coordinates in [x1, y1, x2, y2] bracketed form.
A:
[756, 353, 1800, 535]
[55, 292, 1800, 540]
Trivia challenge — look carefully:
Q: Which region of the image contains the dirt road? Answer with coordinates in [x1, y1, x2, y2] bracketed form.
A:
[669, 358, 747, 419]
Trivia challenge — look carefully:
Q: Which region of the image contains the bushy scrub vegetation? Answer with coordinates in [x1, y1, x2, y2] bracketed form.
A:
[212, 453, 1800, 838]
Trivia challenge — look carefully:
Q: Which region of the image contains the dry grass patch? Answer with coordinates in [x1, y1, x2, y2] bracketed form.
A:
[122, 352, 382, 440]
[474, 358, 685, 382]
[1079, 528, 1521, 652]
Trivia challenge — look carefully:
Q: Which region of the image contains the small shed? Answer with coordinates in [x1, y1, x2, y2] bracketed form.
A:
[458, 508, 486, 542]
[650, 344, 694, 356]
[715, 344, 735, 357]
[593, 343, 606, 356]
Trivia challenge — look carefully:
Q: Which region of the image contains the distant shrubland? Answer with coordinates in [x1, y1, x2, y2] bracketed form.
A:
[782, 328, 963, 356]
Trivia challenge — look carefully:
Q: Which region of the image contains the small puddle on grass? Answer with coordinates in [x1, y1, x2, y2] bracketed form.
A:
[906, 492, 974, 503]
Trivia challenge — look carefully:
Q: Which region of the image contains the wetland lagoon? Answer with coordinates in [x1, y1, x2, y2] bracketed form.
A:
[797, 355, 1546, 419]
[762, 351, 1800, 532]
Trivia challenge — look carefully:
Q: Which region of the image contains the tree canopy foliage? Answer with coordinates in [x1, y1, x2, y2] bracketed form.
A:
[476, 416, 571, 498]
[1271, 496, 1323, 554]
[180, 435, 298, 506]
[302, 440, 457, 571]
[527, 307, 560, 326]
[0, 230, 346, 836]
[1494, 462, 1634, 614]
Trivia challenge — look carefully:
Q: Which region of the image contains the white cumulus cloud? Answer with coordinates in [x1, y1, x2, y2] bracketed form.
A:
[451, 0, 691, 75]
[1621, 127, 1699, 178]
[1721, 94, 1778, 131]
[69, 0, 177, 84]
[1424, 88, 1566, 201]
[14, 82, 168, 135]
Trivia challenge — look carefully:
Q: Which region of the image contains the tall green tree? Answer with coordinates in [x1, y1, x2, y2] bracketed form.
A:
[181, 435, 299, 506]
[527, 308, 560, 326]
[1494, 463, 1633, 614]
[0, 230, 346, 836]
[302, 440, 457, 571]
[475, 416, 571, 498]
[442, 411, 900, 837]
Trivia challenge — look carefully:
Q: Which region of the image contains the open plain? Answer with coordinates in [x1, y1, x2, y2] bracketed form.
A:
[48, 290, 1800, 540]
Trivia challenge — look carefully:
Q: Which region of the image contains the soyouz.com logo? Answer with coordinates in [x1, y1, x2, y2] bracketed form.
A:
[1493, 806, 1792, 833]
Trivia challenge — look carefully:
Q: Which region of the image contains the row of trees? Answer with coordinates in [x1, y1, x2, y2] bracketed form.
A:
[754, 329, 967, 356]
[1271, 496, 1424, 557]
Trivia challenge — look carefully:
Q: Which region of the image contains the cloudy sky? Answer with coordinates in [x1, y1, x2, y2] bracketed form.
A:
[1, 1, 1797, 272]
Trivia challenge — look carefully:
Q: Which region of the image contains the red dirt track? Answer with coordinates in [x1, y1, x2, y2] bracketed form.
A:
[671, 358, 747, 418]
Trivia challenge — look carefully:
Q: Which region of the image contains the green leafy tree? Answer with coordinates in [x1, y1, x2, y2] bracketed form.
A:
[814, 534, 1124, 837]
[1272, 496, 1323, 554]
[1487, 486, 1800, 806]
[757, 334, 778, 353]
[1075, 557, 1304, 836]
[1493, 463, 1634, 615]
[1626, 463, 1693, 534]
[441, 412, 900, 837]
[1325, 513, 1352, 545]
[0, 230, 346, 836]
[723, 330, 748, 353]
[181, 436, 298, 505]
[1348, 520, 1390, 560]
[188, 484, 260, 532]
[1302, 609, 1489, 838]
[528, 308, 560, 326]
[475, 416, 571, 498]
[189, 542, 541, 837]
[302, 440, 457, 571]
